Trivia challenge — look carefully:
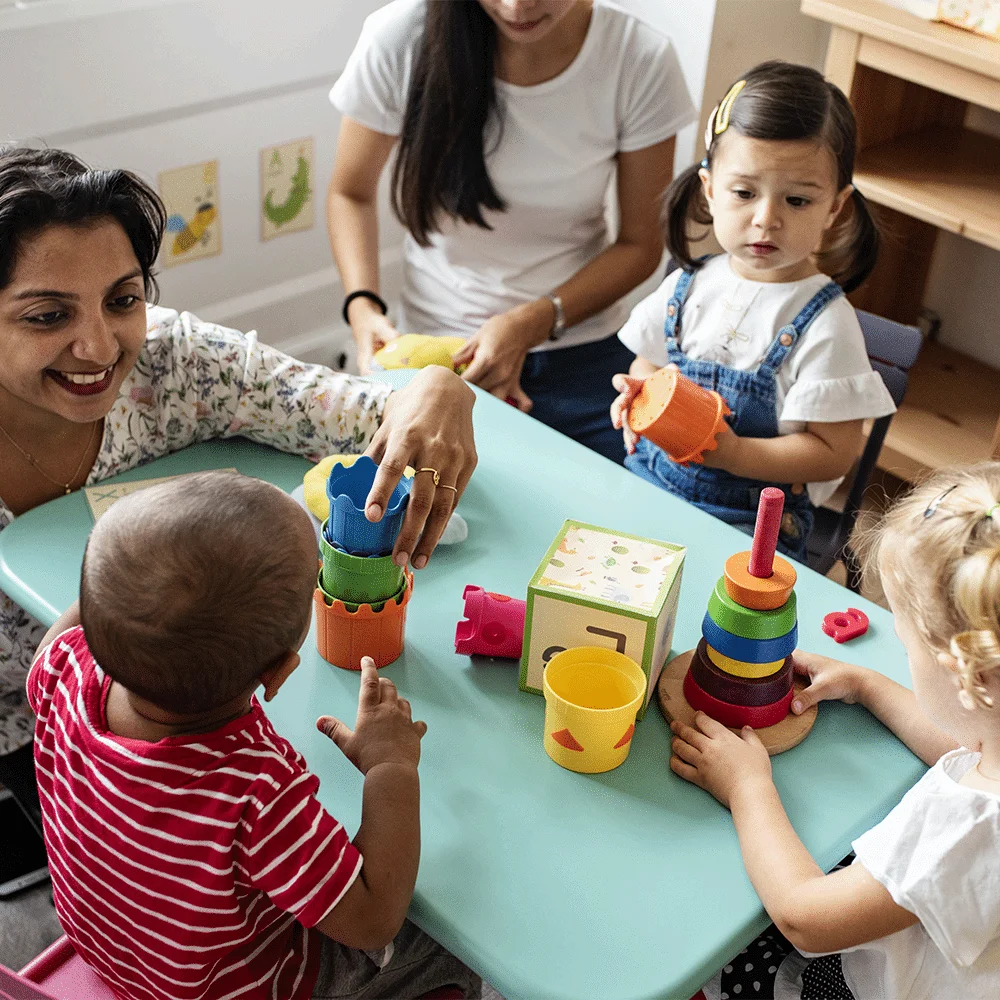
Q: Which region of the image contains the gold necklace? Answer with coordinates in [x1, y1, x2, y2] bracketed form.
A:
[723, 283, 763, 347]
[0, 419, 98, 495]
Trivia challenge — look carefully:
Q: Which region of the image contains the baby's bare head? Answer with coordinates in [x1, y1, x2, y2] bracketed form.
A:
[80, 471, 316, 714]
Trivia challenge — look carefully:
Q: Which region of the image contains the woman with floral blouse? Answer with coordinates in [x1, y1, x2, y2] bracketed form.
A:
[0, 146, 477, 835]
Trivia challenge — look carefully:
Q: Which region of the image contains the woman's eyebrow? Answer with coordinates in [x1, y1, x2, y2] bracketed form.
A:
[12, 269, 143, 301]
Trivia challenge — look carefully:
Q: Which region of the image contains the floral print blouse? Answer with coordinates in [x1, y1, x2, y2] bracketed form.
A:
[0, 305, 390, 755]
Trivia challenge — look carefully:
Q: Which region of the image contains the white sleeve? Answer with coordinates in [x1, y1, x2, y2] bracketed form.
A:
[779, 297, 896, 424]
[329, 1, 419, 136]
[852, 756, 1000, 968]
[617, 31, 696, 152]
[617, 271, 678, 367]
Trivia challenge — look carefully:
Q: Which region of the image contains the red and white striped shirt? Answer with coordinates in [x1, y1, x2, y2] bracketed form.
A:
[28, 627, 362, 1000]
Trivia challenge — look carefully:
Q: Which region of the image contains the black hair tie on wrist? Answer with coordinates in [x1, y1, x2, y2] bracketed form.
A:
[342, 290, 388, 325]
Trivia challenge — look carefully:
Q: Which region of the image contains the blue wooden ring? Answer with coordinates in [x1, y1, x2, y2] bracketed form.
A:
[702, 613, 797, 663]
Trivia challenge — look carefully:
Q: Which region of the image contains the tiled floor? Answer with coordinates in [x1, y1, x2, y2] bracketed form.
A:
[0, 879, 60, 972]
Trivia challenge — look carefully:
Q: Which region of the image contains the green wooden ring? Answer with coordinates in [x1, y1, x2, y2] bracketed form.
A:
[706, 576, 796, 640]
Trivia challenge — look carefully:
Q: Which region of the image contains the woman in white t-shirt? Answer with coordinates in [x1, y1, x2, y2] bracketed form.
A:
[611, 63, 894, 559]
[328, 0, 696, 463]
[674, 463, 1000, 1000]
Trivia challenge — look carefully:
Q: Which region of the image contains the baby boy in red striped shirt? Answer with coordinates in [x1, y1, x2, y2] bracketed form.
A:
[29, 471, 480, 1000]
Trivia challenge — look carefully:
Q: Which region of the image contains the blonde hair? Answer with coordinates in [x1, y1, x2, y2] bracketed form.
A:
[862, 463, 1000, 710]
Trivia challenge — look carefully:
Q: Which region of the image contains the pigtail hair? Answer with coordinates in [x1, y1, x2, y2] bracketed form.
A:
[823, 188, 879, 295]
[662, 163, 712, 274]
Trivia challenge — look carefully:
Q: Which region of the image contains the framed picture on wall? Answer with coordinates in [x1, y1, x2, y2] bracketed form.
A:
[158, 159, 222, 267]
[259, 137, 315, 241]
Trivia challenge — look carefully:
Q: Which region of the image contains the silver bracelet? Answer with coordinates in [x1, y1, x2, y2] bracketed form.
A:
[545, 294, 566, 341]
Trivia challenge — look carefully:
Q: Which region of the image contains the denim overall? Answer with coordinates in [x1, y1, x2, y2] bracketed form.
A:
[624, 265, 845, 562]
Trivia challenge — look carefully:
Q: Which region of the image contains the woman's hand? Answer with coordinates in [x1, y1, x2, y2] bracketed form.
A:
[349, 299, 401, 375]
[669, 713, 774, 810]
[453, 300, 552, 411]
[790, 651, 869, 715]
[364, 366, 477, 569]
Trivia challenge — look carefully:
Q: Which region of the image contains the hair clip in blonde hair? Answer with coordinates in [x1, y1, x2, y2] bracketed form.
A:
[923, 484, 958, 518]
[985, 502, 1000, 521]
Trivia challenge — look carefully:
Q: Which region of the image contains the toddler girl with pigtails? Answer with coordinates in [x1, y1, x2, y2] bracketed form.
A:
[612, 61, 895, 561]
[673, 463, 1000, 999]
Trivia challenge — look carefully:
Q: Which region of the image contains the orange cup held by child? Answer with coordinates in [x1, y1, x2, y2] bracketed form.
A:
[627, 367, 731, 465]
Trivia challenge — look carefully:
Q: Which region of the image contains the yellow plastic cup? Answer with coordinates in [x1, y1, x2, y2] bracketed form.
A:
[542, 647, 646, 774]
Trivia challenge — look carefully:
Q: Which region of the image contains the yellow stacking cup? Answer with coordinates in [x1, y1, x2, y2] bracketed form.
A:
[542, 647, 646, 773]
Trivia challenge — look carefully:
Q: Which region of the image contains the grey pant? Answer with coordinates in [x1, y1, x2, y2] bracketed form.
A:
[312, 919, 482, 999]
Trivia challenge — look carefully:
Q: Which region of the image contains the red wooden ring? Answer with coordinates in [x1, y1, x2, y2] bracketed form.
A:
[683, 669, 793, 729]
[690, 639, 792, 707]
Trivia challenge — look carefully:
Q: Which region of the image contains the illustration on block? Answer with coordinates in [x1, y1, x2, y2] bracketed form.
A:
[158, 160, 221, 266]
[260, 138, 314, 241]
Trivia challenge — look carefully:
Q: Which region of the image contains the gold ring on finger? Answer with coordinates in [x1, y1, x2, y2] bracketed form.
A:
[438, 484, 458, 495]
[415, 467, 440, 487]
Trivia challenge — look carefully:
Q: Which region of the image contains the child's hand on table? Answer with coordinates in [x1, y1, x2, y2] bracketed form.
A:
[669, 713, 773, 810]
[317, 657, 427, 776]
[789, 650, 868, 715]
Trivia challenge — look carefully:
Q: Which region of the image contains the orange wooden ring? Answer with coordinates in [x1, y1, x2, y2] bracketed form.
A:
[724, 551, 796, 611]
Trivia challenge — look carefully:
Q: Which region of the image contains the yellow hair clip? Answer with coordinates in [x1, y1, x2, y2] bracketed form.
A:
[714, 79, 746, 136]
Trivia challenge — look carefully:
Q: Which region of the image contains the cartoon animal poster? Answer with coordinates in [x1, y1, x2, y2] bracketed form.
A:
[158, 160, 222, 267]
[259, 138, 314, 241]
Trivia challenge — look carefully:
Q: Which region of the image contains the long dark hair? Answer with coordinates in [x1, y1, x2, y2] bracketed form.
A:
[0, 146, 166, 298]
[665, 61, 878, 294]
[391, 2, 506, 246]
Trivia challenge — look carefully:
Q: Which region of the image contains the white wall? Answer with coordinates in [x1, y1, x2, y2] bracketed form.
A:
[0, 0, 716, 368]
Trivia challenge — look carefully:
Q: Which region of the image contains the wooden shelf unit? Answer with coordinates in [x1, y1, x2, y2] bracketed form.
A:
[802, 0, 1000, 477]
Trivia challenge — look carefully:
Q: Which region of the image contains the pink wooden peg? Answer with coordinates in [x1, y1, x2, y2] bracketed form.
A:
[748, 487, 785, 579]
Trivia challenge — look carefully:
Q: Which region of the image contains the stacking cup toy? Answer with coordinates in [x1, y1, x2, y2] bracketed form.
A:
[326, 456, 410, 557]
[320, 529, 405, 605]
[314, 569, 414, 670]
[627, 367, 731, 465]
[542, 647, 646, 774]
[454, 586, 526, 660]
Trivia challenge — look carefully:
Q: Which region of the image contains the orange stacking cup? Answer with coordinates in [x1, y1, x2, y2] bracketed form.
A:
[627, 368, 731, 465]
[314, 569, 414, 670]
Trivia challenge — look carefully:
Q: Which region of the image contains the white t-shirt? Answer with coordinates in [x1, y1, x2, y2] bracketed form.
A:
[617, 255, 896, 505]
[769, 749, 1000, 1000]
[330, 0, 696, 351]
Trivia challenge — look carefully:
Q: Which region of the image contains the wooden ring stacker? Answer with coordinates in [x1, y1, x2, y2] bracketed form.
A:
[658, 648, 817, 755]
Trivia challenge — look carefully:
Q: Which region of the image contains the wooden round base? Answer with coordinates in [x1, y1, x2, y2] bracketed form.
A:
[657, 649, 817, 755]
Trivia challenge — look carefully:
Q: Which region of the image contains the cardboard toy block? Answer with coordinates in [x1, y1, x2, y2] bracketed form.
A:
[519, 520, 685, 718]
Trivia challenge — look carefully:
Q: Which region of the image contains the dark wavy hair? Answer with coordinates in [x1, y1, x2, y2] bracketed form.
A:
[664, 61, 878, 294]
[391, 2, 506, 246]
[0, 146, 166, 298]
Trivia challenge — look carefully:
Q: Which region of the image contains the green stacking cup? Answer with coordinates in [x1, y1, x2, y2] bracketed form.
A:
[320, 524, 405, 605]
[316, 568, 408, 613]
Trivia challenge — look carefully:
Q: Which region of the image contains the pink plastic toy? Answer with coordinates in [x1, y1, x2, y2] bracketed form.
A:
[822, 607, 869, 643]
[455, 586, 526, 660]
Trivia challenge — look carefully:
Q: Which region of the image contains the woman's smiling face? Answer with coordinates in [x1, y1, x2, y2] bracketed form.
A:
[0, 220, 148, 425]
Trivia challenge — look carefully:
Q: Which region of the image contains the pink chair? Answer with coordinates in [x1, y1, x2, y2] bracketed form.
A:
[16, 934, 466, 1000]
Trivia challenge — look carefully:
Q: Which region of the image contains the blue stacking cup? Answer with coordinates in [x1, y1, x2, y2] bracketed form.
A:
[325, 456, 411, 556]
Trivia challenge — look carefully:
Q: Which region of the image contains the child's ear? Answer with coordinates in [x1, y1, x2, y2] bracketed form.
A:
[826, 183, 854, 230]
[260, 651, 300, 702]
[698, 166, 714, 207]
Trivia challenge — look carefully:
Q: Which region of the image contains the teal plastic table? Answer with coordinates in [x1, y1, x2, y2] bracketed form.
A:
[0, 387, 923, 1000]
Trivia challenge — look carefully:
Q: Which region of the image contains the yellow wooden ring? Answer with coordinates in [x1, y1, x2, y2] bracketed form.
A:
[706, 643, 786, 679]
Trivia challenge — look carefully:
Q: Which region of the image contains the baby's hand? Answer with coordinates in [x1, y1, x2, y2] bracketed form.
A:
[610, 373, 645, 455]
[670, 713, 773, 809]
[790, 650, 867, 715]
[317, 657, 427, 775]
